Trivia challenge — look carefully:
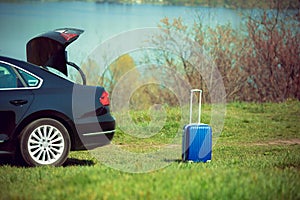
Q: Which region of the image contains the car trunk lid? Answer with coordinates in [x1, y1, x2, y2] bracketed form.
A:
[26, 28, 84, 76]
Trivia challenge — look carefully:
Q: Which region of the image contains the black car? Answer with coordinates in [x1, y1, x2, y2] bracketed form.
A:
[0, 28, 115, 166]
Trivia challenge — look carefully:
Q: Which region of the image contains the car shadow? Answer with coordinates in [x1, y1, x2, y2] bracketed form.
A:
[63, 158, 95, 167]
[0, 156, 22, 167]
[0, 156, 95, 167]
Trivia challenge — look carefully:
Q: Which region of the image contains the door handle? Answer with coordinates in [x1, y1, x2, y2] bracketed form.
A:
[10, 99, 28, 106]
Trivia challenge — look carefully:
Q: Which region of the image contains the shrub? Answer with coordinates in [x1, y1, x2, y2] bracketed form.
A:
[151, 0, 300, 103]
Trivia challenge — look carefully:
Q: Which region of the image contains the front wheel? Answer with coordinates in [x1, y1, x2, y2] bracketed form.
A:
[20, 118, 70, 166]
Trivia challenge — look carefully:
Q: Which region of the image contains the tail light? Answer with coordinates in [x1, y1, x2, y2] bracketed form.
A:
[100, 91, 110, 106]
[60, 32, 78, 41]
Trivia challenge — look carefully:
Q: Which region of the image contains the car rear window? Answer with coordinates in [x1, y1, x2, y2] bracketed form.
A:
[0, 61, 44, 89]
[17, 69, 40, 87]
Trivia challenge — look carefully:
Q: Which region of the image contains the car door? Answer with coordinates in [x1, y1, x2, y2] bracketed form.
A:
[0, 62, 35, 140]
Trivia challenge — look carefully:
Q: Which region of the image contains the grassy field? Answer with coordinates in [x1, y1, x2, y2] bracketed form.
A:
[0, 101, 299, 199]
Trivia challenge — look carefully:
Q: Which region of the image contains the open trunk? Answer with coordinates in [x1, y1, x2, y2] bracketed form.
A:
[26, 28, 86, 84]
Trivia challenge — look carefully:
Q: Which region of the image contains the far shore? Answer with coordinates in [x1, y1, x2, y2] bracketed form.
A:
[0, 0, 299, 9]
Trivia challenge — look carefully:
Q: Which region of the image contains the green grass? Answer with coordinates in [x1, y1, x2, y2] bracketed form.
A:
[1, 101, 300, 199]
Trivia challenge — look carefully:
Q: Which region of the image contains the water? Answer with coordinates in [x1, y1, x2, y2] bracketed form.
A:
[0, 2, 242, 64]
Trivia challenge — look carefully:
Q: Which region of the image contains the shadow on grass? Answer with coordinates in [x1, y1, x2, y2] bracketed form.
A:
[0, 155, 95, 167]
[0, 155, 19, 166]
[63, 158, 95, 167]
[164, 158, 182, 163]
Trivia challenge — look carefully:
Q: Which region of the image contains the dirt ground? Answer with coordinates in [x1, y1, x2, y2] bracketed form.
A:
[252, 138, 300, 146]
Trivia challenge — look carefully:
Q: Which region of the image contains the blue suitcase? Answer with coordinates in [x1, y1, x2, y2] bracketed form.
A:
[182, 89, 212, 162]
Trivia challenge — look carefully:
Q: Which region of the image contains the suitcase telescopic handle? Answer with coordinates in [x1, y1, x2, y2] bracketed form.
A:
[189, 89, 202, 124]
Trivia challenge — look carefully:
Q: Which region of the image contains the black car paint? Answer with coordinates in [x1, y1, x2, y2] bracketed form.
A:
[0, 56, 115, 155]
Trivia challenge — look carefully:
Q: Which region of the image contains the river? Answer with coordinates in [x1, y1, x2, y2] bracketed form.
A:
[0, 1, 243, 64]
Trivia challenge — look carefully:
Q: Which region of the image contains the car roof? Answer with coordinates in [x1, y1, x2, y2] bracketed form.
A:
[0, 56, 38, 71]
[0, 55, 74, 87]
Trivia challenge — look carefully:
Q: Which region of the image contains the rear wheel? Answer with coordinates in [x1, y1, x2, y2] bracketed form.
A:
[20, 118, 70, 166]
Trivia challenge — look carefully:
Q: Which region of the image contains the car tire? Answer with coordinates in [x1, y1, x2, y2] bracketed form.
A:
[20, 118, 70, 166]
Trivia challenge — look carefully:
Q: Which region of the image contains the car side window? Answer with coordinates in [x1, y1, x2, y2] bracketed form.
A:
[0, 64, 18, 89]
[17, 69, 40, 87]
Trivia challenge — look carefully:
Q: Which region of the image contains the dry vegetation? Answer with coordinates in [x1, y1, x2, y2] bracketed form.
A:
[149, 0, 300, 103]
[81, 0, 299, 107]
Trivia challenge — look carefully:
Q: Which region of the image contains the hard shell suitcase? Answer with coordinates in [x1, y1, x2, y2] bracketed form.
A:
[182, 89, 212, 162]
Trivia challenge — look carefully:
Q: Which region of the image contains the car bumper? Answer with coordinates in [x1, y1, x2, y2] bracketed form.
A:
[73, 120, 116, 150]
